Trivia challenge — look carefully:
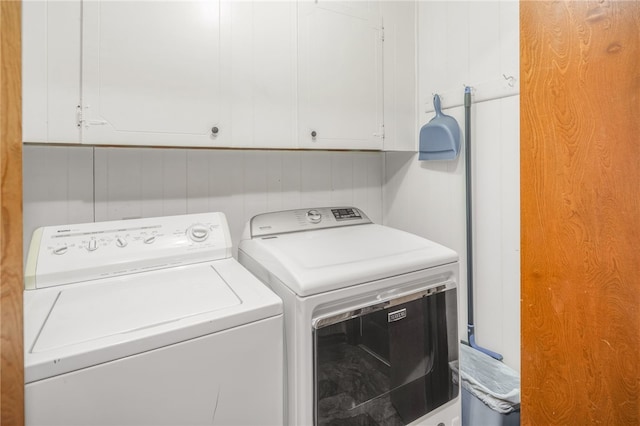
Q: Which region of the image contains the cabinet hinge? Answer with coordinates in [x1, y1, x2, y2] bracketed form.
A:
[76, 105, 108, 128]
[380, 27, 385, 42]
[76, 105, 82, 128]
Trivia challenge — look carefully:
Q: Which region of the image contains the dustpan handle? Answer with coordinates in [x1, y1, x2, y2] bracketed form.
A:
[433, 94, 443, 116]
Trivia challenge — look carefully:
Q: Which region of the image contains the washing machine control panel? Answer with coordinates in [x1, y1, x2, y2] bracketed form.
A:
[250, 206, 371, 238]
[25, 213, 233, 289]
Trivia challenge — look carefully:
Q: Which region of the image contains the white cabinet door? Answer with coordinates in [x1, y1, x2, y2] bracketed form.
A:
[22, 0, 81, 143]
[81, 0, 296, 149]
[298, 1, 384, 150]
[381, 1, 417, 152]
[221, 1, 297, 148]
[81, 1, 225, 147]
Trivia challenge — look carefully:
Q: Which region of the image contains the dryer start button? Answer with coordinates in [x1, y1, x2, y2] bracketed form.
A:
[306, 209, 322, 224]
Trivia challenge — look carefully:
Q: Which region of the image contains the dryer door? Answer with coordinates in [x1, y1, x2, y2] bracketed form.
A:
[313, 285, 458, 425]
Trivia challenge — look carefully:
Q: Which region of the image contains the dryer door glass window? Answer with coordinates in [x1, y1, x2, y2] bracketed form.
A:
[313, 287, 458, 426]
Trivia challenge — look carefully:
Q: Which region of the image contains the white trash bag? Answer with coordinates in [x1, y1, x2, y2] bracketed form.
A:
[454, 343, 520, 414]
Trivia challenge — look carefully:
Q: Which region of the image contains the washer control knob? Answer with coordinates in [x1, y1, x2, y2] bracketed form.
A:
[188, 224, 210, 242]
[306, 209, 322, 224]
[143, 235, 156, 245]
[116, 237, 128, 248]
[87, 240, 98, 252]
[53, 246, 68, 255]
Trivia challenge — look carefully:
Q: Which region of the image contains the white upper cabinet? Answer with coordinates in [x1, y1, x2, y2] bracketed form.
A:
[81, 1, 224, 146]
[297, 1, 384, 150]
[22, 1, 414, 151]
[81, 1, 296, 148]
[22, 0, 81, 143]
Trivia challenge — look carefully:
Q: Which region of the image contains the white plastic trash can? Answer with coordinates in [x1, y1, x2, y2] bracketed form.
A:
[454, 344, 521, 426]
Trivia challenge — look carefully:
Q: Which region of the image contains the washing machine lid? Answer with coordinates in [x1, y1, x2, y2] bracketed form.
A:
[240, 223, 458, 297]
[24, 259, 282, 383]
[31, 265, 239, 353]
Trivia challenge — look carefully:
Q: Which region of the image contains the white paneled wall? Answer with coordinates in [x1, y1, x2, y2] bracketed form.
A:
[22, 145, 95, 257]
[473, 97, 520, 372]
[385, 0, 521, 371]
[23, 147, 383, 258]
[385, 97, 520, 371]
[419, 0, 519, 114]
[94, 148, 188, 221]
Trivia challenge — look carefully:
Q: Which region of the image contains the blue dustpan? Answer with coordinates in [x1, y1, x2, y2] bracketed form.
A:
[419, 94, 461, 160]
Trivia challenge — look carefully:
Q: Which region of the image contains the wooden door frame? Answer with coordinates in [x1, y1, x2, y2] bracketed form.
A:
[0, 0, 24, 424]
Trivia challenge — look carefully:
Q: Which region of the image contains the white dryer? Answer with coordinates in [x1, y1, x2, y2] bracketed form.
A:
[239, 207, 461, 426]
[24, 212, 283, 426]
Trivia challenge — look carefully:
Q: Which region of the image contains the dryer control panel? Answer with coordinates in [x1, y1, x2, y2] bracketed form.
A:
[248, 206, 371, 238]
[25, 213, 233, 289]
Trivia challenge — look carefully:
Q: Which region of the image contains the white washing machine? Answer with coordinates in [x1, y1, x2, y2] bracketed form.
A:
[238, 207, 461, 426]
[24, 212, 283, 426]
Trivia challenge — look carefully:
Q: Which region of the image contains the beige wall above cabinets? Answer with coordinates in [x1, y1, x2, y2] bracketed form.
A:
[22, 0, 416, 151]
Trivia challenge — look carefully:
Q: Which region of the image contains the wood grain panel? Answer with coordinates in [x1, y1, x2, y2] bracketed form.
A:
[521, 1, 640, 424]
[0, 1, 24, 424]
